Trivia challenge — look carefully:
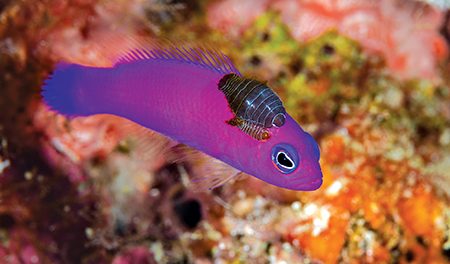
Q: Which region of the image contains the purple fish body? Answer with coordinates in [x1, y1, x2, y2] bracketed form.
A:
[43, 44, 322, 191]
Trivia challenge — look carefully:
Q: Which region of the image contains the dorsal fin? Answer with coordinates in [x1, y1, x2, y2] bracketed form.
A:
[111, 38, 241, 75]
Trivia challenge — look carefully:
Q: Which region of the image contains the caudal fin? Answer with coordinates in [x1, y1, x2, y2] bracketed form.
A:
[41, 64, 88, 117]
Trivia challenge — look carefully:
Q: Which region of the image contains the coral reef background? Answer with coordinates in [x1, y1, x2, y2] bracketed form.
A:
[0, 0, 449, 263]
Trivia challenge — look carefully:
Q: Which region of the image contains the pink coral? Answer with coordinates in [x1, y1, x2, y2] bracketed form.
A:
[112, 247, 156, 264]
[33, 103, 169, 183]
[40, 0, 150, 67]
[207, 0, 271, 37]
[0, 229, 42, 264]
[207, 0, 447, 80]
[34, 105, 127, 164]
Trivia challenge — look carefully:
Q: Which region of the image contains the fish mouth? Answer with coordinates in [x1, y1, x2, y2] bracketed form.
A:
[287, 161, 323, 190]
[293, 177, 323, 191]
[289, 172, 322, 186]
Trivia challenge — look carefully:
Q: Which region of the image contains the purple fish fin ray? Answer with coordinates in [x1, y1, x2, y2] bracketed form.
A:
[169, 144, 243, 191]
[182, 46, 197, 63]
[140, 48, 152, 58]
[199, 46, 220, 72]
[130, 50, 139, 60]
[112, 38, 240, 75]
[203, 48, 221, 70]
[149, 50, 158, 58]
[208, 45, 227, 72]
[174, 46, 189, 62]
[135, 49, 148, 59]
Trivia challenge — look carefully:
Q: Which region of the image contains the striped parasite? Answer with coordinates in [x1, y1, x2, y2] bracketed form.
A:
[218, 73, 286, 140]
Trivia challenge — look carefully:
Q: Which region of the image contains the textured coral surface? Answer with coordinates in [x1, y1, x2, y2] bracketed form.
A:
[1, 0, 449, 263]
[208, 0, 448, 81]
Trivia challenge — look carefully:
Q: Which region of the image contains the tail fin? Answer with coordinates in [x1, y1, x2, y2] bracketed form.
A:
[41, 63, 89, 117]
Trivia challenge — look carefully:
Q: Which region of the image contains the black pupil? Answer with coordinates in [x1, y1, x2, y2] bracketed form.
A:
[277, 152, 293, 168]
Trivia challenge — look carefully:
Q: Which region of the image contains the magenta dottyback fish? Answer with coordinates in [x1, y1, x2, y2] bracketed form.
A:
[42, 41, 322, 191]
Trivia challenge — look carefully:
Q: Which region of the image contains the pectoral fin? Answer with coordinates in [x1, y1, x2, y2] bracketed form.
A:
[170, 144, 244, 191]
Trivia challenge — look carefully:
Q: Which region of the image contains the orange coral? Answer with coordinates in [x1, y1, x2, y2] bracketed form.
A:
[321, 134, 347, 164]
[398, 182, 445, 241]
[286, 212, 349, 263]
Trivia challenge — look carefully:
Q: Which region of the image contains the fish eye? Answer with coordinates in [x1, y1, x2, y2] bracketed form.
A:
[271, 143, 299, 174]
[277, 152, 294, 168]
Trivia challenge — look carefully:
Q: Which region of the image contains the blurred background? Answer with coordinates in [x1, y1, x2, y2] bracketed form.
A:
[0, 0, 449, 263]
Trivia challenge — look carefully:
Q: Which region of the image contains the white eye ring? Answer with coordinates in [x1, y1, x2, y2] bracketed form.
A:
[276, 151, 295, 169]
